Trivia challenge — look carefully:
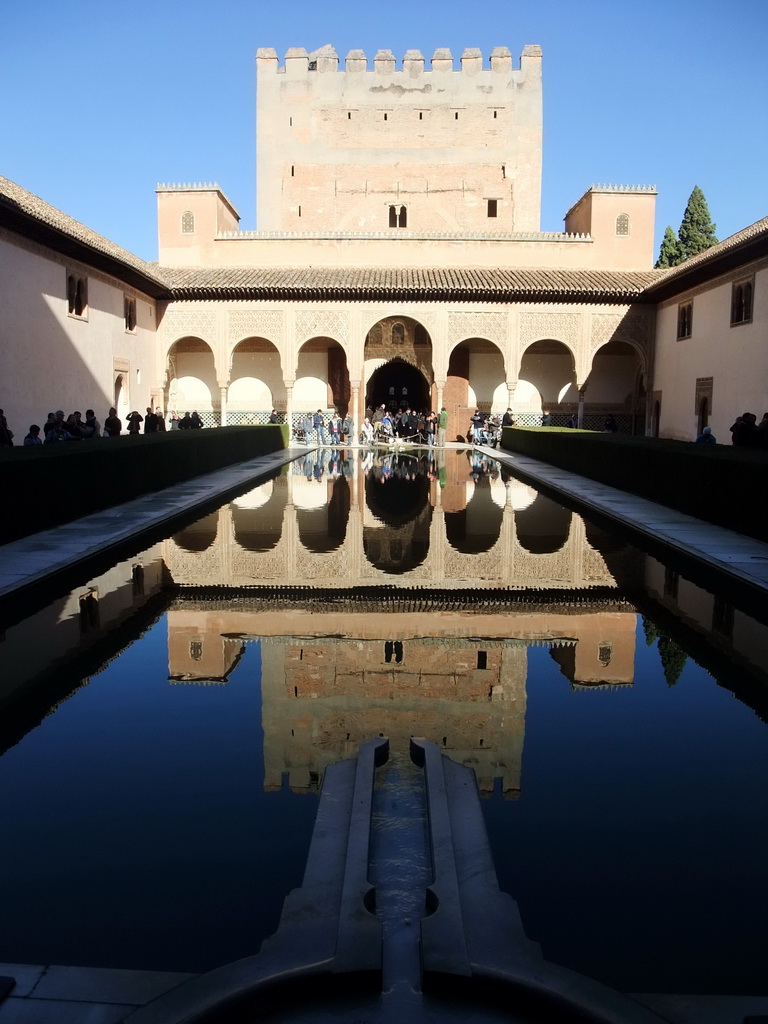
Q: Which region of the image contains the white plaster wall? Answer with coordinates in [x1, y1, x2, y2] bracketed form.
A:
[513, 379, 542, 412]
[228, 377, 272, 410]
[0, 235, 158, 434]
[169, 351, 218, 411]
[653, 263, 767, 441]
[171, 376, 213, 411]
[586, 349, 639, 404]
[294, 376, 327, 410]
[519, 348, 575, 408]
[231, 347, 283, 404]
[296, 350, 329, 389]
[468, 350, 505, 409]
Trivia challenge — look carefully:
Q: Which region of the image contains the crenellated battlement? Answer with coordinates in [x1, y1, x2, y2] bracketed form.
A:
[589, 184, 657, 194]
[255, 42, 543, 235]
[256, 44, 541, 75]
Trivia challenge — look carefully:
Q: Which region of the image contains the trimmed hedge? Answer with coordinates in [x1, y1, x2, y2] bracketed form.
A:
[0, 425, 289, 544]
[500, 427, 768, 542]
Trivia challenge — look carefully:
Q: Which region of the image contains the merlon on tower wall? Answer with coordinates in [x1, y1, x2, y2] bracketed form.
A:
[255, 45, 543, 234]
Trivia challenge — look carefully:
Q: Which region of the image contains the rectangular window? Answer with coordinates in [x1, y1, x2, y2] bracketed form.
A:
[487, 199, 498, 218]
[124, 296, 137, 333]
[664, 567, 679, 601]
[712, 596, 734, 639]
[731, 277, 754, 326]
[676, 302, 692, 340]
[66, 272, 88, 319]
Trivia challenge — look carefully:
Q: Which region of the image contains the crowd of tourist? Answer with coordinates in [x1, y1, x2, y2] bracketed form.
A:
[727, 412, 768, 448]
[0, 406, 209, 447]
[0, 405, 210, 446]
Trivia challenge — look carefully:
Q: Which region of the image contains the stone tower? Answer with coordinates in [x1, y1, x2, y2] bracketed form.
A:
[255, 45, 543, 234]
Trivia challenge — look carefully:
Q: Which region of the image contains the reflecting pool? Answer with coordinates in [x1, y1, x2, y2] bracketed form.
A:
[0, 448, 766, 993]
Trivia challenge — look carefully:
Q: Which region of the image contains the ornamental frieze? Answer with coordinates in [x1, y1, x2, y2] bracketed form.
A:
[231, 550, 289, 581]
[163, 309, 218, 343]
[295, 309, 350, 345]
[519, 311, 580, 347]
[589, 311, 650, 354]
[448, 311, 508, 346]
[228, 309, 286, 345]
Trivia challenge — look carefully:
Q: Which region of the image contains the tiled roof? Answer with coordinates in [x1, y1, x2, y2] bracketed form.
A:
[0, 176, 167, 296]
[161, 265, 664, 302]
[641, 216, 768, 299]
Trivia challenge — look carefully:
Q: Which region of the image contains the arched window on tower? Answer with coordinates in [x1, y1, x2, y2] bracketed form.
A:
[392, 322, 405, 345]
[181, 211, 195, 234]
[615, 213, 630, 236]
[388, 205, 408, 228]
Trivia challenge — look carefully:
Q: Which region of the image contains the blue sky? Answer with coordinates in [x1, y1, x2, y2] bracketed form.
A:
[2, 0, 766, 262]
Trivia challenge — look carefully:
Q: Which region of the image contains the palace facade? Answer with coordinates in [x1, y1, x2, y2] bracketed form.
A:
[1, 44, 766, 442]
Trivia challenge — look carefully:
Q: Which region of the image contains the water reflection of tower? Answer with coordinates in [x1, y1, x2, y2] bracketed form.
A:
[258, 618, 529, 795]
[166, 600, 637, 800]
[165, 451, 640, 794]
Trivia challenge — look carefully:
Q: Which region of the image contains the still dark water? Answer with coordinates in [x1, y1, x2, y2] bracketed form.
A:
[0, 448, 766, 993]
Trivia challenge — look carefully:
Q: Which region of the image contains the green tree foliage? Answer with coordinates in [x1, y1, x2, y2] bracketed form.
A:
[655, 225, 683, 268]
[677, 186, 718, 260]
[642, 616, 659, 646]
[654, 187, 718, 267]
[657, 635, 688, 687]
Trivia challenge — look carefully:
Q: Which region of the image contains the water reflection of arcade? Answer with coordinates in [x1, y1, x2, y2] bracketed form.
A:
[165, 451, 639, 588]
[164, 451, 645, 795]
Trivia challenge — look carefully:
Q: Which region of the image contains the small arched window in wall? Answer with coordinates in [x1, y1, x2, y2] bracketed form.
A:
[598, 642, 613, 667]
[124, 296, 137, 333]
[392, 322, 405, 345]
[676, 302, 693, 340]
[67, 272, 88, 318]
[615, 213, 630, 236]
[731, 278, 754, 325]
[181, 210, 195, 234]
[388, 205, 408, 228]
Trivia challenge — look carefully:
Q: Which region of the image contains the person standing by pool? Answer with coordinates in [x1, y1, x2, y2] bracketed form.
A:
[313, 409, 326, 445]
[126, 410, 143, 434]
[437, 407, 448, 447]
[343, 411, 355, 447]
[104, 408, 122, 436]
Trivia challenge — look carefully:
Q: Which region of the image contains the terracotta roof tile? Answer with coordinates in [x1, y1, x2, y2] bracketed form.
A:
[0, 176, 166, 292]
[161, 265, 663, 302]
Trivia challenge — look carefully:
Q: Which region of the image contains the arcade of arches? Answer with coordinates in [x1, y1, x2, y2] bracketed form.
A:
[159, 301, 651, 434]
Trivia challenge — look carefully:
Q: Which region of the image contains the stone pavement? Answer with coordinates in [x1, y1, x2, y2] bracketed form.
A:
[0, 964, 195, 1023]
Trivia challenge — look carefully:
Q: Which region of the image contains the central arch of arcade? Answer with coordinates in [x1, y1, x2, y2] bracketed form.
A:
[158, 298, 652, 434]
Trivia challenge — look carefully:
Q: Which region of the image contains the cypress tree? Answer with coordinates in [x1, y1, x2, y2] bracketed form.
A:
[657, 635, 687, 687]
[677, 186, 718, 260]
[642, 616, 659, 646]
[655, 225, 683, 268]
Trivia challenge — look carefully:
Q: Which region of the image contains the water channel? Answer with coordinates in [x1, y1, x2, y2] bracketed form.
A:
[0, 448, 766, 996]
